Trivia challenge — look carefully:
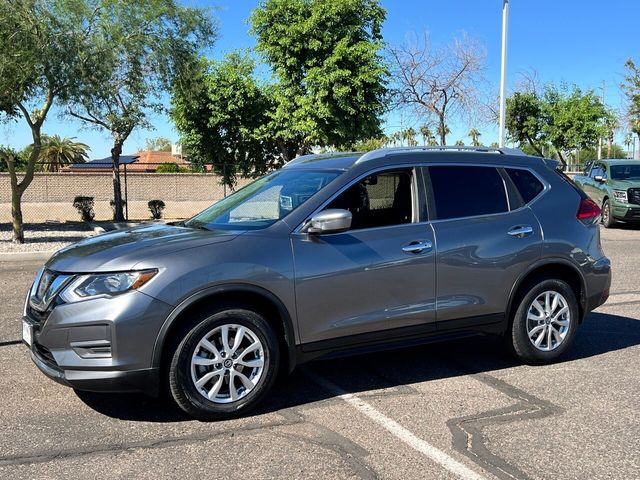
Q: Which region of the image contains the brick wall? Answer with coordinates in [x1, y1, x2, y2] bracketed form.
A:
[0, 172, 252, 222]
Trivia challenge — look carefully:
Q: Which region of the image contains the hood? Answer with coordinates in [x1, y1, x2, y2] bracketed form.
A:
[609, 179, 640, 189]
[46, 224, 240, 273]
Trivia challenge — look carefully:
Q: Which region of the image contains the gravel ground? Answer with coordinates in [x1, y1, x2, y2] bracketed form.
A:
[0, 222, 94, 253]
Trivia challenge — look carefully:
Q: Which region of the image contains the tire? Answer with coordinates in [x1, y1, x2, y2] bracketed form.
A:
[601, 199, 615, 228]
[507, 278, 579, 365]
[168, 308, 280, 420]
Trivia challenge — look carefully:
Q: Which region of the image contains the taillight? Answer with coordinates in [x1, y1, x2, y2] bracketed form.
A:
[577, 198, 601, 221]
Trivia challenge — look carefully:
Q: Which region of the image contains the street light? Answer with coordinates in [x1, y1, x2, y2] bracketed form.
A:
[498, 0, 509, 148]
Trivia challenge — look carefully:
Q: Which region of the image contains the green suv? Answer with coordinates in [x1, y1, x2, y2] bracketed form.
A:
[574, 159, 640, 227]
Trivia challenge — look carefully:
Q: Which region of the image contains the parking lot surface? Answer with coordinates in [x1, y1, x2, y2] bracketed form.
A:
[0, 226, 638, 479]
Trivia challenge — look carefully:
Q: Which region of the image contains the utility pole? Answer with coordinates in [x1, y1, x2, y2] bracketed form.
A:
[597, 81, 605, 160]
[498, 0, 509, 148]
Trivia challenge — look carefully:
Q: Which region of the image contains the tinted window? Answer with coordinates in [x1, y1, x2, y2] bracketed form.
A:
[610, 164, 640, 180]
[429, 166, 508, 220]
[326, 170, 413, 229]
[505, 168, 544, 203]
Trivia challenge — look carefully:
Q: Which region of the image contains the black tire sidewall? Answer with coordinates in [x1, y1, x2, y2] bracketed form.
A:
[169, 309, 279, 420]
[510, 279, 579, 365]
[602, 199, 615, 228]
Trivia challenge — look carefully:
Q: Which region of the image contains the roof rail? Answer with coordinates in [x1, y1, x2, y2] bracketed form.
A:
[355, 146, 526, 164]
[283, 151, 361, 168]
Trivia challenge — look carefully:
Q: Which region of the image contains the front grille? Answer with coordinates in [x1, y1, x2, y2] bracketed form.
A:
[628, 188, 640, 206]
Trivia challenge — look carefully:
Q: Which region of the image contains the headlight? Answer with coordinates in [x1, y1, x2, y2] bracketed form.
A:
[613, 190, 628, 203]
[59, 269, 157, 303]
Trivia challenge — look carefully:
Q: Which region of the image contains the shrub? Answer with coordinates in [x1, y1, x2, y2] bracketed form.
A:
[72, 196, 95, 222]
[155, 162, 191, 173]
[148, 200, 166, 219]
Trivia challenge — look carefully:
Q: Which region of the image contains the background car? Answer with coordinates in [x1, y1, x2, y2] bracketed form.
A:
[573, 159, 640, 227]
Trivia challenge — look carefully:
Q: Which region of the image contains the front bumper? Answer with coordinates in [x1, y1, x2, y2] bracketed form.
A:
[24, 289, 173, 395]
[612, 204, 640, 222]
[28, 339, 160, 394]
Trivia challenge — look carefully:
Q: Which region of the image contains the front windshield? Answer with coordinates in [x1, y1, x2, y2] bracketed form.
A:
[185, 169, 342, 230]
[610, 164, 640, 180]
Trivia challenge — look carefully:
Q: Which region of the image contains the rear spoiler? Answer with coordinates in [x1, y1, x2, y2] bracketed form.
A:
[544, 158, 561, 170]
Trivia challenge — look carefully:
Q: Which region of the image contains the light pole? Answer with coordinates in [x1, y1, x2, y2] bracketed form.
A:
[498, 0, 509, 148]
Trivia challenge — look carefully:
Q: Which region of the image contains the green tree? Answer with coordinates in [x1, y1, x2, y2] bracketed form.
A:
[505, 91, 546, 156]
[468, 128, 482, 146]
[144, 137, 172, 152]
[172, 52, 278, 189]
[0, 0, 95, 242]
[624, 132, 633, 157]
[454, 140, 465, 146]
[250, 0, 388, 160]
[419, 125, 432, 145]
[506, 85, 608, 164]
[622, 59, 640, 156]
[542, 85, 608, 164]
[351, 137, 387, 152]
[403, 127, 418, 146]
[66, 0, 215, 220]
[35, 135, 89, 172]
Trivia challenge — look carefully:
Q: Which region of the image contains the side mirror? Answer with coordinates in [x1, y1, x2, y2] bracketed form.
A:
[594, 175, 605, 182]
[304, 209, 352, 234]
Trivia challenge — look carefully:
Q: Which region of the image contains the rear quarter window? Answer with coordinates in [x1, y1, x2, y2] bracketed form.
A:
[505, 168, 544, 203]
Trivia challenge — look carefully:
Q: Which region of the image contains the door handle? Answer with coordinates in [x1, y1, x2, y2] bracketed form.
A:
[507, 225, 534, 238]
[402, 240, 433, 254]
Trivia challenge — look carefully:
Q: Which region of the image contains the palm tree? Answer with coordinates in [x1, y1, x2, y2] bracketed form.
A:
[437, 124, 450, 145]
[455, 140, 465, 146]
[468, 128, 482, 147]
[405, 127, 418, 146]
[490, 141, 499, 148]
[427, 135, 438, 146]
[36, 135, 89, 172]
[419, 125, 432, 145]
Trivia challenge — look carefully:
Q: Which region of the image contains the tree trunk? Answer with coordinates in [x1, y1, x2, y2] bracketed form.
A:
[439, 118, 447, 145]
[11, 187, 24, 243]
[525, 134, 545, 157]
[111, 140, 125, 221]
[556, 149, 566, 166]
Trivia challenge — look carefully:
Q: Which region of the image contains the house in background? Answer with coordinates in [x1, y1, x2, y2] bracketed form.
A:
[64, 150, 190, 172]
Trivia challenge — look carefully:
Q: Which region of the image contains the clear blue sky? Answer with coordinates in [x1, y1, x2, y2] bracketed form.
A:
[2, 0, 638, 158]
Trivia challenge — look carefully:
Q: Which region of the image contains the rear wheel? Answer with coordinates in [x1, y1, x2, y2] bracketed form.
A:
[601, 199, 615, 228]
[168, 308, 279, 420]
[508, 278, 579, 365]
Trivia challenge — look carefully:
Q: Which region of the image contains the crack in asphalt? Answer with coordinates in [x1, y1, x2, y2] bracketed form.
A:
[447, 370, 564, 480]
[0, 411, 304, 468]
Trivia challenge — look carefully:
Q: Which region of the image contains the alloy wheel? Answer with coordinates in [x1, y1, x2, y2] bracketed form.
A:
[190, 323, 265, 403]
[526, 290, 571, 352]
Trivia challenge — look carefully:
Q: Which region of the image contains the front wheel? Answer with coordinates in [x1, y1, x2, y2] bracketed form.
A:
[602, 199, 615, 228]
[168, 308, 280, 420]
[508, 278, 579, 365]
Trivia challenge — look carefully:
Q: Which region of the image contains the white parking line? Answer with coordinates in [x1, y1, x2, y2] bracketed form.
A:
[308, 372, 488, 480]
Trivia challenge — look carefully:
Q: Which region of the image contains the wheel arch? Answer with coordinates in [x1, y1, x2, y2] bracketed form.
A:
[152, 284, 297, 374]
[506, 259, 587, 330]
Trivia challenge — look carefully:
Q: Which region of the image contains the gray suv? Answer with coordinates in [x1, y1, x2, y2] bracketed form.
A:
[22, 147, 611, 420]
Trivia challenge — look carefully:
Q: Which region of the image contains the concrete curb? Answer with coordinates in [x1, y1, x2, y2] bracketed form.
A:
[0, 251, 55, 263]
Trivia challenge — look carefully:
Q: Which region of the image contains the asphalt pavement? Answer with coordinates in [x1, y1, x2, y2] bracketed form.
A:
[0, 226, 638, 479]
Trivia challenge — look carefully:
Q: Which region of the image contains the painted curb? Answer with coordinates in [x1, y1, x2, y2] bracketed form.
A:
[0, 251, 55, 263]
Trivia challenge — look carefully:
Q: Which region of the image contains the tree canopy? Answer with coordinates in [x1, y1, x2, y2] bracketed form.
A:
[172, 52, 278, 188]
[249, 0, 388, 159]
[506, 84, 609, 163]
